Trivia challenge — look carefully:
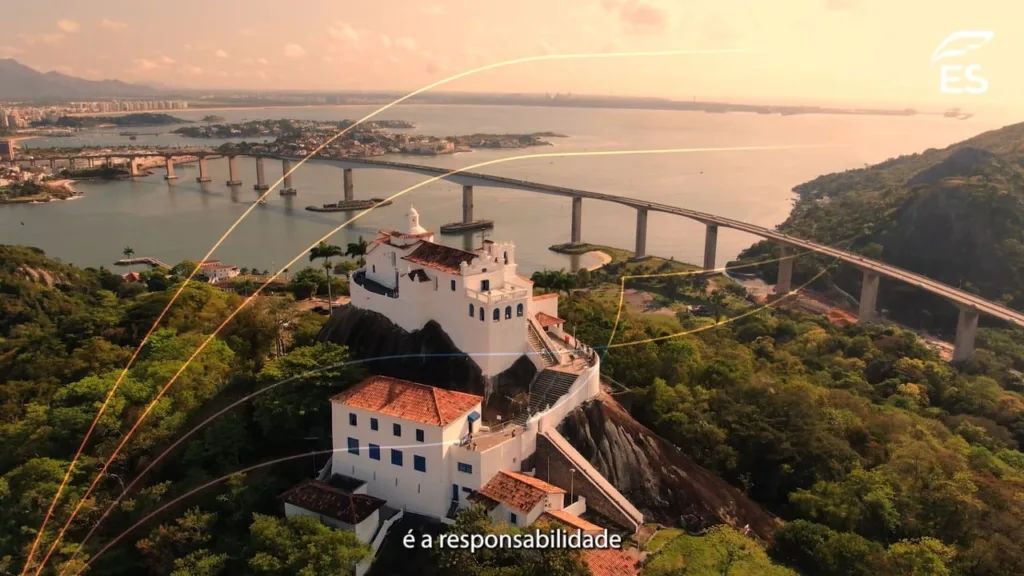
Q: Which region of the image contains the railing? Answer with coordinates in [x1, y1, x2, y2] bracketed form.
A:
[465, 287, 530, 304]
[352, 270, 398, 299]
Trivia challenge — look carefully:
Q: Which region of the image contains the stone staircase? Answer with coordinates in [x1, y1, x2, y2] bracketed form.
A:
[512, 369, 578, 426]
[527, 322, 558, 367]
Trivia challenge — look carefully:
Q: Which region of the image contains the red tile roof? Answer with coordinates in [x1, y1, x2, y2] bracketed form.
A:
[330, 376, 482, 427]
[403, 241, 477, 274]
[583, 548, 640, 576]
[535, 311, 564, 328]
[477, 471, 565, 513]
[533, 293, 558, 301]
[540, 510, 603, 534]
[279, 479, 386, 524]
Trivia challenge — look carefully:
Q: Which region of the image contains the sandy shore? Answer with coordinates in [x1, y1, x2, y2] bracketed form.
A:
[585, 250, 613, 271]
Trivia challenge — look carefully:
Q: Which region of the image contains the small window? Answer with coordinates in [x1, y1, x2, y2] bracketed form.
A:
[457, 462, 473, 474]
[416, 429, 424, 442]
[347, 437, 359, 456]
[391, 449, 403, 466]
[505, 306, 512, 319]
[391, 252, 396, 266]
[479, 308, 484, 321]
[503, 251, 508, 264]
[451, 279, 456, 291]
[370, 418, 378, 431]
[462, 486, 473, 494]
[349, 413, 357, 426]
[414, 455, 426, 472]
[393, 423, 402, 437]
[372, 265, 376, 273]
[493, 308, 500, 322]
[481, 279, 490, 292]
[369, 444, 380, 460]
[516, 303, 524, 317]
[469, 303, 474, 317]
[510, 512, 518, 524]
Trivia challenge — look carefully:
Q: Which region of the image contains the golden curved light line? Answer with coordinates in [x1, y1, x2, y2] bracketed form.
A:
[21, 47, 759, 575]
[604, 252, 811, 348]
[606, 257, 840, 349]
[33, 142, 826, 574]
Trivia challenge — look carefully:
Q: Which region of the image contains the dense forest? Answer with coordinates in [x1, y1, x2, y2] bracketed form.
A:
[734, 121, 1024, 336]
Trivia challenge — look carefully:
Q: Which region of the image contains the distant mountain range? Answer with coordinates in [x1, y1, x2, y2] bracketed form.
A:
[0, 59, 158, 101]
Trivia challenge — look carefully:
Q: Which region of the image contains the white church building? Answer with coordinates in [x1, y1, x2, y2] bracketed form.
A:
[349, 206, 536, 377]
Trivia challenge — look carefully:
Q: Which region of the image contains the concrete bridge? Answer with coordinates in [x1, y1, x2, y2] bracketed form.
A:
[23, 150, 1024, 361]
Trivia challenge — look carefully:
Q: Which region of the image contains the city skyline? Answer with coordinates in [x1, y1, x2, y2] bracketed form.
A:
[1, 0, 1022, 112]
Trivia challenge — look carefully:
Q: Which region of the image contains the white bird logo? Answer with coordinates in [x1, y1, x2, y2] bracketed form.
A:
[931, 31, 994, 63]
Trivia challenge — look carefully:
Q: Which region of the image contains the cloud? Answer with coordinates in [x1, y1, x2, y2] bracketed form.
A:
[56, 19, 80, 33]
[133, 59, 159, 71]
[602, 0, 669, 34]
[215, 49, 229, 59]
[394, 36, 419, 51]
[0, 45, 25, 57]
[159, 55, 176, 65]
[328, 22, 360, 43]
[238, 28, 255, 36]
[388, 54, 401, 64]
[256, 57, 269, 65]
[18, 33, 65, 45]
[381, 34, 392, 49]
[100, 19, 128, 30]
[538, 42, 556, 55]
[284, 43, 306, 58]
[178, 65, 203, 75]
[322, 55, 334, 63]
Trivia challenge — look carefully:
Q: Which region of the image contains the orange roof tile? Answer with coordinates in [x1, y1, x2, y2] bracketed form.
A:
[533, 293, 558, 301]
[331, 376, 482, 427]
[540, 510, 604, 534]
[583, 548, 640, 576]
[403, 241, 478, 274]
[536, 311, 564, 328]
[477, 471, 565, 513]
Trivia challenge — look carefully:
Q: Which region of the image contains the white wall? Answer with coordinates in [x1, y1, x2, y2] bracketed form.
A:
[331, 402, 456, 519]
[535, 361, 601, 435]
[283, 503, 379, 544]
[529, 294, 559, 318]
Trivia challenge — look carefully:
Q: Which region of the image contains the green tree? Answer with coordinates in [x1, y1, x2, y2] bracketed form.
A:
[645, 525, 797, 576]
[884, 538, 955, 576]
[345, 236, 369, 266]
[309, 242, 344, 310]
[246, 514, 368, 576]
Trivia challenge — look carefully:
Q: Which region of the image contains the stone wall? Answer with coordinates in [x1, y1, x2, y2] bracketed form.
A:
[533, 434, 637, 532]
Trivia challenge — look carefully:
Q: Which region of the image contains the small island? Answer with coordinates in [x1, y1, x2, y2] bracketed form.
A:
[31, 113, 191, 129]
[0, 180, 80, 204]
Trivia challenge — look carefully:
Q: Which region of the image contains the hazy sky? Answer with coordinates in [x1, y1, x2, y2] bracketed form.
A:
[2, 0, 1021, 109]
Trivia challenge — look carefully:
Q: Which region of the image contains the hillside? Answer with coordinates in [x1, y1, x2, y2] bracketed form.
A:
[0, 58, 157, 100]
[736, 120, 1024, 334]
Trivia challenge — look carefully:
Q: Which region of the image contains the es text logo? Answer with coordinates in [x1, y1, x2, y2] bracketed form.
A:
[931, 31, 994, 95]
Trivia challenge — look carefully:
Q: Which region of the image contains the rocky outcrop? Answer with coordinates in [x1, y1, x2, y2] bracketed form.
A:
[319, 304, 535, 398]
[559, 394, 778, 542]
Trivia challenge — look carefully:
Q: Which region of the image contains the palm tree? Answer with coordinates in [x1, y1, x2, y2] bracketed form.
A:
[345, 236, 369, 266]
[122, 246, 135, 272]
[309, 242, 344, 310]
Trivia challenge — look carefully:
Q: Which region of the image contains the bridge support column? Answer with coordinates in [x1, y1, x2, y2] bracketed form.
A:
[462, 185, 474, 223]
[281, 159, 296, 194]
[776, 245, 794, 294]
[634, 208, 648, 257]
[196, 157, 211, 183]
[703, 224, 718, 271]
[570, 197, 583, 245]
[128, 159, 141, 178]
[226, 156, 241, 185]
[164, 157, 177, 180]
[49, 159, 56, 169]
[953, 307, 979, 363]
[68, 158, 76, 170]
[343, 168, 354, 201]
[88, 158, 94, 168]
[858, 271, 880, 322]
[29, 158, 36, 168]
[254, 157, 269, 191]
[105, 156, 112, 167]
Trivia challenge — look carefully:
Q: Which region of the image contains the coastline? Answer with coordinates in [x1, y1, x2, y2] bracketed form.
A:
[585, 250, 613, 271]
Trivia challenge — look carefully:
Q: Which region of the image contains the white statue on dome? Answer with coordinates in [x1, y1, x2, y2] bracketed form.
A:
[407, 205, 427, 235]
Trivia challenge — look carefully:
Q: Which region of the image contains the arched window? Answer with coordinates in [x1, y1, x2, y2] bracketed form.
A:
[493, 308, 500, 322]
[505, 306, 512, 319]
[516, 303, 524, 317]
[469, 303, 474, 317]
[372, 265, 376, 273]
[503, 251, 508, 264]
[479, 307, 484, 321]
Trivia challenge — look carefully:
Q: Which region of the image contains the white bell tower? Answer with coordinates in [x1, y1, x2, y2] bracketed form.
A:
[407, 205, 428, 235]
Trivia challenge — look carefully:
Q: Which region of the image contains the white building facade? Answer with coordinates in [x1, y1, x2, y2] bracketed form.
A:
[349, 206, 535, 377]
